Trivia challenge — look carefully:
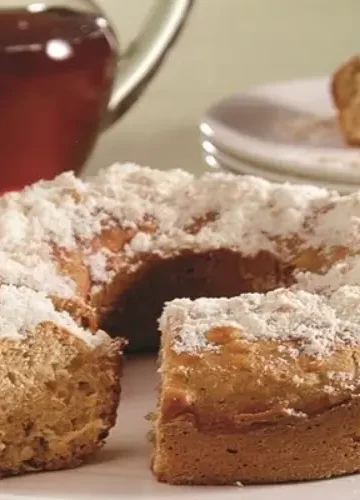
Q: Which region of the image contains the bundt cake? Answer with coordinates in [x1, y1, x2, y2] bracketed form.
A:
[332, 54, 360, 145]
[2, 162, 360, 483]
[1, 161, 331, 353]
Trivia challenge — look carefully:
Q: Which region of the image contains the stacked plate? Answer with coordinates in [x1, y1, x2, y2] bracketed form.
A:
[200, 76, 360, 194]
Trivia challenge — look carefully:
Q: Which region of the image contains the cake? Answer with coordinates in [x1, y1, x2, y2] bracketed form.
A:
[1, 162, 337, 354]
[2, 162, 360, 482]
[0, 286, 123, 478]
[153, 285, 360, 484]
[332, 54, 360, 145]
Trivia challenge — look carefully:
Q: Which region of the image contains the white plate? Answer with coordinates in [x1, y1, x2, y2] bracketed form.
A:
[1, 356, 360, 499]
[201, 135, 359, 193]
[201, 77, 360, 188]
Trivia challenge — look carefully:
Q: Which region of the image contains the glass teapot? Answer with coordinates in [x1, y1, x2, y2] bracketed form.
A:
[0, 0, 194, 191]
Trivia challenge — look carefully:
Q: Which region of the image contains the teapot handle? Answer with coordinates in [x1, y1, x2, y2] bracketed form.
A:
[104, 0, 194, 129]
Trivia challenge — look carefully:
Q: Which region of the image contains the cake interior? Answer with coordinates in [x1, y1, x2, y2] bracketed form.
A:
[101, 249, 295, 352]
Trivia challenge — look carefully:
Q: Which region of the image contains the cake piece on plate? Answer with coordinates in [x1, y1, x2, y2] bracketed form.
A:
[153, 290, 360, 484]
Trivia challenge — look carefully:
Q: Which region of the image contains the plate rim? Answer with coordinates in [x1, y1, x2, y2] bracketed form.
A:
[201, 75, 360, 185]
[201, 137, 359, 194]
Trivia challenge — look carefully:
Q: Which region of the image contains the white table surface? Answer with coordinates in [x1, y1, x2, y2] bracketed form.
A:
[85, 0, 360, 176]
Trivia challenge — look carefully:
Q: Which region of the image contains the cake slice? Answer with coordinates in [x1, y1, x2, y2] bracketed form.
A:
[0, 285, 123, 478]
[153, 291, 360, 485]
[331, 54, 360, 145]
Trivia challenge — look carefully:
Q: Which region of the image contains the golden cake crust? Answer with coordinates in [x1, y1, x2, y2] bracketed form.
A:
[154, 397, 360, 484]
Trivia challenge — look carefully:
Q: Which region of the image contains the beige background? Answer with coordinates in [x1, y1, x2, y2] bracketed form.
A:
[86, 0, 359, 176]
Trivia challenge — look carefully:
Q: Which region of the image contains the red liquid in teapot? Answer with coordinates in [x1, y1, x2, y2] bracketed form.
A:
[0, 7, 117, 192]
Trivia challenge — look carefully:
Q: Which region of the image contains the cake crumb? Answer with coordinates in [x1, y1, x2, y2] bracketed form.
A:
[283, 408, 308, 418]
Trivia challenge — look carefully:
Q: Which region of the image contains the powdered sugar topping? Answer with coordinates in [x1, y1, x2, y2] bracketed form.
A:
[0, 285, 108, 346]
[84, 248, 116, 285]
[3, 162, 360, 345]
[161, 288, 360, 357]
[0, 163, 338, 298]
[295, 255, 360, 294]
